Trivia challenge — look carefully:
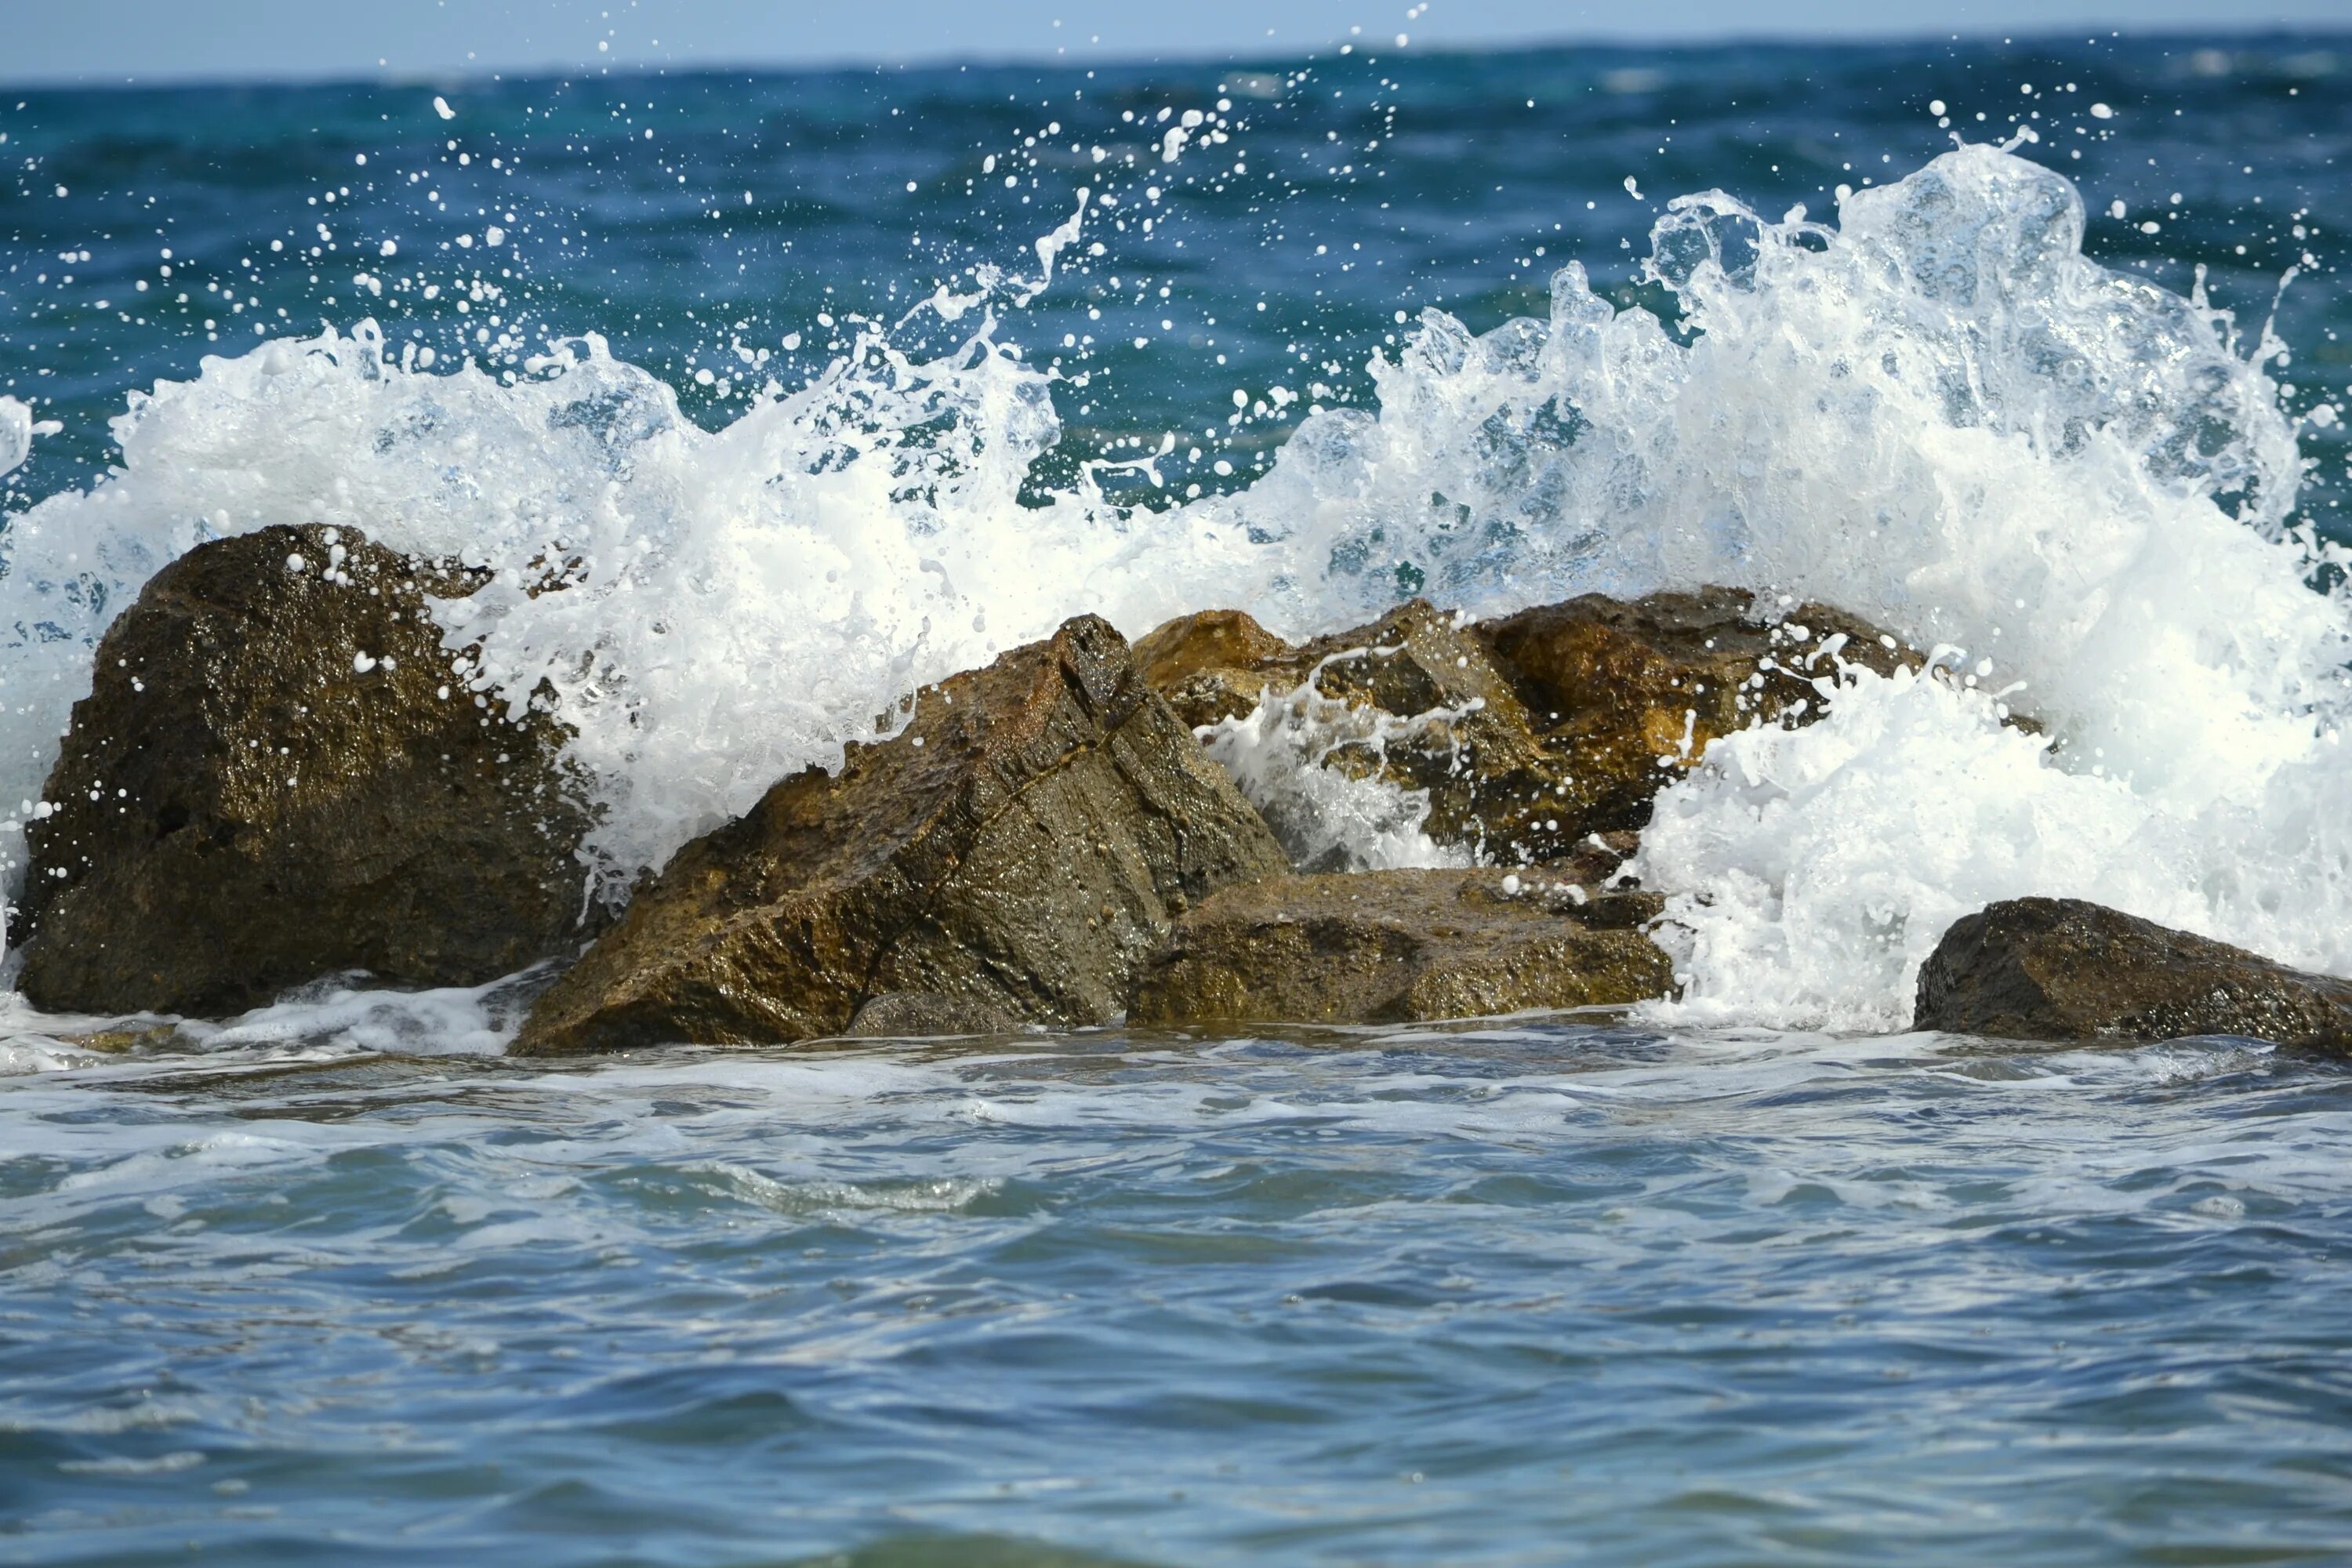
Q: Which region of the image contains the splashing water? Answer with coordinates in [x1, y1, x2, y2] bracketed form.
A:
[0, 143, 2341, 1025]
[1196, 657, 1475, 874]
[0, 396, 60, 479]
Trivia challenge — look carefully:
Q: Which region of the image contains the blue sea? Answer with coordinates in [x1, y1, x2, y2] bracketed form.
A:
[4, 33, 2352, 1566]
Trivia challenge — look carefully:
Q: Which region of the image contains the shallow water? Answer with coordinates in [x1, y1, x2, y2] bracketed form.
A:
[4, 1021, 2350, 1566]
[6, 31, 2352, 1566]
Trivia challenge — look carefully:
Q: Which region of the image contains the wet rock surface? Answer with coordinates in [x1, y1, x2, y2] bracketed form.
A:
[1137, 588, 1924, 867]
[1130, 608, 1304, 731]
[1475, 586, 1926, 840]
[1130, 868, 1675, 1026]
[1138, 599, 1600, 866]
[842, 989, 1018, 1040]
[1915, 897, 2352, 1053]
[513, 615, 1290, 1056]
[16, 524, 596, 1018]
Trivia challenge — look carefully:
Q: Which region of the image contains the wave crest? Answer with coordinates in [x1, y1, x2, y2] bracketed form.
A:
[2, 144, 2341, 1024]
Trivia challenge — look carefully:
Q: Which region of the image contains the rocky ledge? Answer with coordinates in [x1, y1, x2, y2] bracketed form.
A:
[1134, 586, 1926, 866]
[510, 615, 1287, 1055]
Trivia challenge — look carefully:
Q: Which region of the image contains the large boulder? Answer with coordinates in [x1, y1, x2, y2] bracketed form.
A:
[1135, 589, 1927, 867]
[15, 524, 597, 1016]
[1915, 898, 2352, 1053]
[511, 615, 1290, 1056]
[1130, 868, 1675, 1026]
[1474, 587, 1925, 840]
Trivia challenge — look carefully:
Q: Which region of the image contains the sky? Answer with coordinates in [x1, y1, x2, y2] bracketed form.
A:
[2, 0, 2347, 84]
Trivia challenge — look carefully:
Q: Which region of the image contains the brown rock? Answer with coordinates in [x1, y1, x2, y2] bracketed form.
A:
[1134, 599, 1589, 865]
[1291, 601, 1582, 862]
[511, 615, 1290, 1056]
[1131, 608, 1302, 730]
[1475, 586, 1925, 839]
[1136, 590, 1931, 868]
[16, 524, 597, 1018]
[1915, 897, 2352, 1053]
[842, 990, 1017, 1040]
[1130, 868, 1675, 1026]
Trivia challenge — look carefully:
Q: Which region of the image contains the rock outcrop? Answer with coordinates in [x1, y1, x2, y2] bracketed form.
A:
[15, 524, 597, 1017]
[1475, 587, 1925, 839]
[1134, 588, 1926, 867]
[1134, 599, 1598, 866]
[511, 615, 1290, 1056]
[1130, 868, 1675, 1026]
[1130, 608, 1302, 730]
[1915, 898, 2352, 1053]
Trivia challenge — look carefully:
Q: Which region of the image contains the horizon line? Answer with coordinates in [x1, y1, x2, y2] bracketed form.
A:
[2, 20, 2346, 94]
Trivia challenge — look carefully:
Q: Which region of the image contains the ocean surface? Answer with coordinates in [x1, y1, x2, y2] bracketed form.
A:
[4, 32, 2352, 1566]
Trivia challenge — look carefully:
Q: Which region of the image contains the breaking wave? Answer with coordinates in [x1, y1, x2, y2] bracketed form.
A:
[2, 143, 2343, 1029]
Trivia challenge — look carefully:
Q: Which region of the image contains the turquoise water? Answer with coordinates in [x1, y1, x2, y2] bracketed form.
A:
[5, 33, 2352, 1566]
[3, 37, 2346, 525]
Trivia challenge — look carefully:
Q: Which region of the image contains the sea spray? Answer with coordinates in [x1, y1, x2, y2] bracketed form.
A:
[0, 143, 2342, 1023]
[0, 396, 60, 479]
[1194, 143, 2352, 1019]
[1195, 662, 1473, 873]
[0, 311, 1169, 903]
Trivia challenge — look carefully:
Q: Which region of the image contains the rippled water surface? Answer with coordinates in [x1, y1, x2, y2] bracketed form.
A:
[5, 1024, 2352, 1565]
[6, 31, 2352, 1566]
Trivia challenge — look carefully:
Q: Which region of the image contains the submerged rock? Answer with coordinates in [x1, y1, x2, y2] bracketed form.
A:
[1137, 589, 1926, 868]
[1475, 587, 1925, 840]
[16, 524, 596, 1017]
[512, 615, 1290, 1056]
[1915, 898, 2352, 1052]
[1130, 868, 1675, 1026]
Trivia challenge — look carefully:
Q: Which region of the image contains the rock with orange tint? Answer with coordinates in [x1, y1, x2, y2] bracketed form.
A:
[1475, 586, 1926, 842]
[1137, 588, 1927, 866]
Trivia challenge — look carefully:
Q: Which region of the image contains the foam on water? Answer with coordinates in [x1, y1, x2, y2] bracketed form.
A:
[1, 143, 2343, 1028]
[0, 1022, 2322, 1226]
[172, 967, 543, 1056]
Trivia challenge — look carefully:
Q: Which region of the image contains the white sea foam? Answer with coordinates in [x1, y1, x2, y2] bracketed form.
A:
[0, 143, 2341, 1027]
[176, 969, 537, 1055]
[0, 263, 1269, 905]
[1195, 661, 1472, 873]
